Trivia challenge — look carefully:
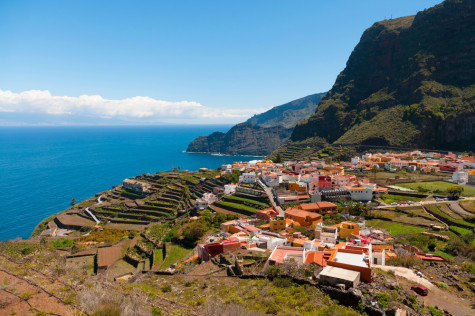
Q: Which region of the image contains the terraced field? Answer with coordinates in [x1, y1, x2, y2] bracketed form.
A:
[88, 171, 227, 227]
[371, 208, 440, 227]
[213, 191, 271, 216]
[424, 204, 475, 236]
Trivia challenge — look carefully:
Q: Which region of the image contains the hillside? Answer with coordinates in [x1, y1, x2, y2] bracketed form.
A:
[286, 0, 475, 156]
[186, 93, 325, 155]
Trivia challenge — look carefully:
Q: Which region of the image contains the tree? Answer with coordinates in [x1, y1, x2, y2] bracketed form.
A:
[71, 197, 76, 207]
[273, 153, 282, 163]
[447, 185, 464, 199]
[182, 221, 207, 244]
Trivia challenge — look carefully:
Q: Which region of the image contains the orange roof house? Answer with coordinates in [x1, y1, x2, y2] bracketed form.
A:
[293, 202, 337, 214]
[268, 246, 304, 265]
[284, 208, 322, 227]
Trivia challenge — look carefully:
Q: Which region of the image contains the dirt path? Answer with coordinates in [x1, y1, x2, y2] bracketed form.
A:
[374, 265, 474, 316]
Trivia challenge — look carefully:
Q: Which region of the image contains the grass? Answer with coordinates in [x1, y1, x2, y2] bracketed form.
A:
[449, 225, 472, 236]
[215, 201, 260, 213]
[50, 238, 73, 249]
[366, 219, 425, 235]
[224, 195, 270, 208]
[397, 181, 475, 196]
[153, 249, 164, 267]
[431, 251, 454, 259]
[371, 209, 439, 227]
[380, 193, 423, 204]
[160, 243, 192, 269]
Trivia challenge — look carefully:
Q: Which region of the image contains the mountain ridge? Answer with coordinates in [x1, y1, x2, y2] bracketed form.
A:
[186, 92, 326, 155]
[286, 0, 475, 153]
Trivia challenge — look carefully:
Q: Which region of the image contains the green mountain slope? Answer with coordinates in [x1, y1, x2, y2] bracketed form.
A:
[186, 93, 325, 155]
[246, 93, 326, 128]
[289, 0, 475, 152]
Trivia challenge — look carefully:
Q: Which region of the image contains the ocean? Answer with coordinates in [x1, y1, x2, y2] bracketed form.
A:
[0, 126, 262, 240]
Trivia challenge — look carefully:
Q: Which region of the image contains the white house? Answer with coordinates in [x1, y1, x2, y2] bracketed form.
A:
[351, 157, 361, 165]
[263, 173, 281, 187]
[345, 184, 376, 201]
[240, 172, 256, 184]
[224, 184, 237, 195]
[452, 171, 468, 184]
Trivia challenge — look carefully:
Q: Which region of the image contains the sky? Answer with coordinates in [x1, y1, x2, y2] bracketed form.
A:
[0, 0, 443, 125]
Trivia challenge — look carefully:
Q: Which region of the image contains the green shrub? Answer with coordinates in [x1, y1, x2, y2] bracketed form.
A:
[161, 285, 172, 293]
[428, 305, 444, 316]
[151, 306, 163, 315]
[273, 277, 294, 288]
[462, 261, 475, 273]
[436, 281, 448, 289]
[376, 292, 391, 309]
[50, 238, 73, 249]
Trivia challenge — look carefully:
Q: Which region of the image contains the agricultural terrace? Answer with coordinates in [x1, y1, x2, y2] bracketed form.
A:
[397, 181, 475, 196]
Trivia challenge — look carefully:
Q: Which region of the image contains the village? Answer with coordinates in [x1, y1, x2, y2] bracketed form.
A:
[3, 150, 475, 315]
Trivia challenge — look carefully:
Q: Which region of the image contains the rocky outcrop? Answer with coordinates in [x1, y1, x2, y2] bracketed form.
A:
[290, 0, 475, 151]
[187, 122, 292, 156]
[186, 93, 325, 156]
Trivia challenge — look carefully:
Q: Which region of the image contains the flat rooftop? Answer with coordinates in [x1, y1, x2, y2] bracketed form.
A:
[320, 266, 360, 282]
[333, 251, 368, 267]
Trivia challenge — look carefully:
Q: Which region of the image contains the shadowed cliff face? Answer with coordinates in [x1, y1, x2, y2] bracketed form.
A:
[186, 93, 325, 155]
[187, 123, 293, 155]
[291, 0, 475, 151]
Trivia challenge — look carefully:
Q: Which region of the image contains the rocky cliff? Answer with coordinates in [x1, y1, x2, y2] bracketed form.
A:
[290, 0, 475, 151]
[187, 93, 325, 155]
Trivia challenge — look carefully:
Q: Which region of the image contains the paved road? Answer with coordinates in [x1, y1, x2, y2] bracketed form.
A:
[84, 208, 100, 225]
[257, 179, 284, 216]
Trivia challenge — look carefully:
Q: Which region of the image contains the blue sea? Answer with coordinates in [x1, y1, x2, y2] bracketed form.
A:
[0, 126, 261, 240]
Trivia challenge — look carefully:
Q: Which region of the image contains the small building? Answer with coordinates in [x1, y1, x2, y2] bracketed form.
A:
[345, 185, 374, 201]
[319, 266, 360, 289]
[289, 181, 307, 192]
[452, 171, 468, 184]
[326, 248, 372, 282]
[339, 222, 359, 239]
[224, 184, 237, 195]
[256, 207, 279, 221]
[122, 179, 152, 194]
[469, 169, 475, 185]
[198, 240, 242, 261]
[284, 208, 322, 227]
[268, 246, 304, 265]
[241, 172, 256, 184]
[270, 216, 286, 233]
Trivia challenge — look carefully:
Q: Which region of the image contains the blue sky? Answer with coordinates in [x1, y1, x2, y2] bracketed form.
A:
[0, 0, 442, 125]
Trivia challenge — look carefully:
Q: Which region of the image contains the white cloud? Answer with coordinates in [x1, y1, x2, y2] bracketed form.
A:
[0, 89, 263, 124]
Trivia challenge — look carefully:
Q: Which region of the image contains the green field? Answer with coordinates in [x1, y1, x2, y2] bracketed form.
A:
[216, 201, 260, 213]
[380, 193, 423, 204]
[371, 209, 439, 227]
[366, 219, 425, 235]
[161, 243, 192, 269]
[224, 195, 270, 208]
[397, 181, 475, 196]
